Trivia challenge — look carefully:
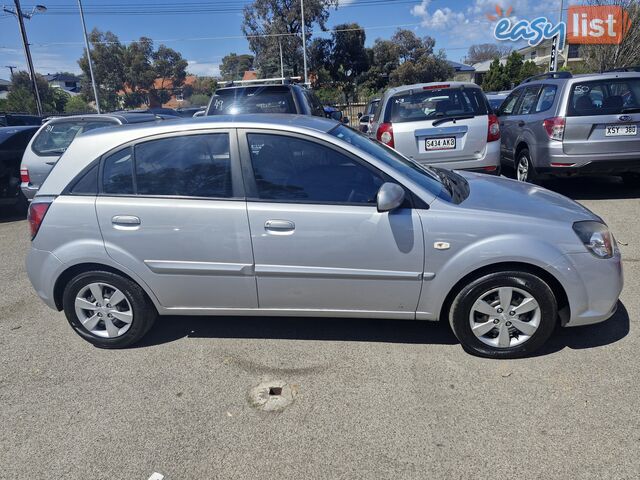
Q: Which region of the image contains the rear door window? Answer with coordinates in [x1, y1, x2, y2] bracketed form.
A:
[103, 148, 134, 195]
[568, 78, 640, 116]
[386, 87, 488, 123]
[515, 86, 541, 115]
[134, 134, 232, 198]
[497, 89, 523, 116]
[207, 86, 296, 115]
[32, 120, 115, 156]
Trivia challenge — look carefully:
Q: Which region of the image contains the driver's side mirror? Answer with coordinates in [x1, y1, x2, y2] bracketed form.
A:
[330, 110, 343, 121]
[376, 182, 405, 213]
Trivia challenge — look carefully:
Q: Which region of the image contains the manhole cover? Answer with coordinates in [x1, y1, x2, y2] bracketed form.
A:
[248, 381, 297, 411]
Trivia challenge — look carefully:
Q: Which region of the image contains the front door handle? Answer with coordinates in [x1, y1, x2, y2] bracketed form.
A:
[264, 219, 295, 233]
[518, 120, 526, 127]
[112, 215, 141, 229]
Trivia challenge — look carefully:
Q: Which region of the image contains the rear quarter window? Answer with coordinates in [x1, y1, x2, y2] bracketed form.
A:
[386, 87, 488, 123]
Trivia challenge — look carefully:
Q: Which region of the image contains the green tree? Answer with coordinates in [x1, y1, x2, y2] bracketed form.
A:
[188, 94, 211, 106]
[481, 58, 508, 91]
[78, 29, 126, 111]
[64, 95, 93, 114]
[220, 53, 254, 81]
[242, 0, 339, 78]
[5, 71, 64, 114]
[151, 45, 188, 105]
[518, 61, 540, 83]
[122, 37, 156, 108]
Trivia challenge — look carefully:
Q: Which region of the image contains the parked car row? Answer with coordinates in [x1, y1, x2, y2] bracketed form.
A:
[366, 71, 640, 185]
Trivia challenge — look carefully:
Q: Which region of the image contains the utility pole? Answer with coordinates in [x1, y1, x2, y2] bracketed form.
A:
[5, 65, 18, 77]
[3, 1, 46, 115]
[300, 0, 308, 85]
[77, 0, 101, 113]
[279, 37, 284, 84]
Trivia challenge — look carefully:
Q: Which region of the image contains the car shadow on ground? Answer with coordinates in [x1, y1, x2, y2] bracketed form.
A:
[136, 301, 630, 357]
[541, 176, 640, 200]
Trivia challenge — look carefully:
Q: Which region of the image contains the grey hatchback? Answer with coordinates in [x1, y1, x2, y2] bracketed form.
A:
[26, 115, 622, 358]
[498, 71, 640, 184]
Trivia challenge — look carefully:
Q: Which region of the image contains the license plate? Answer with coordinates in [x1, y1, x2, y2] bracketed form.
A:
[605, 125, 637, 136]
[426, 137, 456, 150]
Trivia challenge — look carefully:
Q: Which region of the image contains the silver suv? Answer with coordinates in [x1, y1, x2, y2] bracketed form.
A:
[370, 82, 501, 174]
[498, 71, 640, 184]
[26, 115, 622, 358]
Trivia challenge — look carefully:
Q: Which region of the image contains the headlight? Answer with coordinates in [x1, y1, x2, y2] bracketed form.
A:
[573, 221, 614, 258]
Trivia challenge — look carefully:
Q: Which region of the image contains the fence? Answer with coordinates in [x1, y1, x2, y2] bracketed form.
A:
[330, 102, 368, 126]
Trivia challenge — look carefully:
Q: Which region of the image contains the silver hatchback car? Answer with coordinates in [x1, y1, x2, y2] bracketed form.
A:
[26, 115, 622, 358]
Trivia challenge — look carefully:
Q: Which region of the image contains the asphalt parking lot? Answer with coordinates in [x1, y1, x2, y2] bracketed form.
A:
[1, 176, 639, 480]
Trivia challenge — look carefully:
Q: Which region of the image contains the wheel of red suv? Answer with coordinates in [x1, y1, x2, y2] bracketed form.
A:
[448, 271, 557, 359]
[515, 148, 537, 183]
[62, 270, 157, 348]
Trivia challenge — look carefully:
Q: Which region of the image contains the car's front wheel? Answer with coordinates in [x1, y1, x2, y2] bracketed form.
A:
[449, 271, 557, 358]
[62, 270, 156, 348]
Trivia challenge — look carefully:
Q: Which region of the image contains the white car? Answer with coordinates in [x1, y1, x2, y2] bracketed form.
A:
[370, 82, 501, 174]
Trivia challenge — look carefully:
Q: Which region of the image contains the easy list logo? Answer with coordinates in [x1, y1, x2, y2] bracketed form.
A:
[494, 16, 566, 49]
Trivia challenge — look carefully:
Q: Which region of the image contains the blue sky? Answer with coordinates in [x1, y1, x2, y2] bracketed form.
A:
[0, 0, 568, 79]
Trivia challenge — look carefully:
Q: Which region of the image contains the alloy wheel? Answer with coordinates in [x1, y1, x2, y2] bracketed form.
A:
[74, 282, 133, 338]
[468, 286, 541, 349]
[516, 156, 529, 182]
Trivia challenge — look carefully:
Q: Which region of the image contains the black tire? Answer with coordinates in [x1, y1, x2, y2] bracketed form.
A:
[514, 148, 537, 183]
[621, 173, 640, 188]
[448, 271, 557, 359]
[62, 270, 157, 348]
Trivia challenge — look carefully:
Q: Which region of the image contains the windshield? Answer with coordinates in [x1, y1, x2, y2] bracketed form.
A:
[329, 124, 453, 201]
[386, 87, 488, 123]
[32, 120, 115, 156]
[568, 77, 640, 116]
[207, 87, 296, 115]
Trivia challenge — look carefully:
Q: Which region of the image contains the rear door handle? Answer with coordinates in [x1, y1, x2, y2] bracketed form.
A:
[111, 215, 141, 229]
[264, 219, 295, 233]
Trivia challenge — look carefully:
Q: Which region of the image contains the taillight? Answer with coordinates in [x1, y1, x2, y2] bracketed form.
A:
[20, 167, 30, 184]
[376, 122, 394, 148]
[543, 116, 565, 141]
[487, 114, 500, 142]
[28, 201, 51, 240]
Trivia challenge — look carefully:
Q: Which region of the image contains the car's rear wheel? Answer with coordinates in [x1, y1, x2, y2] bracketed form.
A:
[515, 148, 537, 183]
[62, 270, 156, 348]
[449, 271, 557, 359]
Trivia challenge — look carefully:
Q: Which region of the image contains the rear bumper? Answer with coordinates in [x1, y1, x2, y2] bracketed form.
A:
[20, 182, 38, 200]
[26, 247, 63, 310]
[416, 140, 501, 172]
[536, 143, 640, 176]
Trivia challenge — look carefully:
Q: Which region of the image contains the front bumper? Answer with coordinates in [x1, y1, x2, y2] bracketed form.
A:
[561, 251, 623, 327]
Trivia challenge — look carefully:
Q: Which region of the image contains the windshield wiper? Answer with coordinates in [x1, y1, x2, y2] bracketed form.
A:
[432, 115, 474, 127]
[621, 107, 640, 114]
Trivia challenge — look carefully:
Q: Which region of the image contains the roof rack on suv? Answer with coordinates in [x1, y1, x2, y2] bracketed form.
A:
[603, 66, 640, 73]
[521, 71, 572, 84]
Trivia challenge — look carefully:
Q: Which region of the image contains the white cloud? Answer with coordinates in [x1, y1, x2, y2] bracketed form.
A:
[187, 60, 220, 77]
[411, 1, 467, 29]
